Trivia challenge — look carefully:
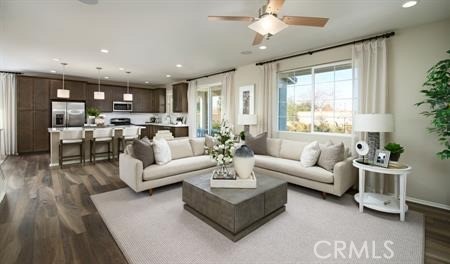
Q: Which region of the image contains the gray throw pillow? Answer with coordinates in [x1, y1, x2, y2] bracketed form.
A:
[245, 132, 268, 155]
[317, 142, 345, 172]
[132, 137, 155, 168]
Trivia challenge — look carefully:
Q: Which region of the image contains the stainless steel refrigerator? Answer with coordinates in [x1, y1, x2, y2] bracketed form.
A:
[51, 101, 86, 127]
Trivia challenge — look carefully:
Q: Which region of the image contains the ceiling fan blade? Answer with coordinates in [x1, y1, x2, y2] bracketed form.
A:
[252, 33, 264, 46]
[282, 16, 329, 27]
[265, 0, 285, 14]
[208, 16, 255, 22]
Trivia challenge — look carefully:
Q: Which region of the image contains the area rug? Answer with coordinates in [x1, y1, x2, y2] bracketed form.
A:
[91, 184, 424, 264]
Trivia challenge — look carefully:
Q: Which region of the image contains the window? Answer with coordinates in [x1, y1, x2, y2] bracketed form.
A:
[278, 62, 354, 134]
[196, 85, 222, 137]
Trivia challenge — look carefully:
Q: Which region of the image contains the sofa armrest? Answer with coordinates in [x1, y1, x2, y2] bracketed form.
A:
[333, 156, 357, 196]
[119, 153, 144, 192]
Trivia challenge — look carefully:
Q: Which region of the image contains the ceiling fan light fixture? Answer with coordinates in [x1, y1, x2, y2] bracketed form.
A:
[402, 0, 418, 8]
[248, 14, 287, 35]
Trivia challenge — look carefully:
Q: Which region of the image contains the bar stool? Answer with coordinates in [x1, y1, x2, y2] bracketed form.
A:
[59, 130, 85, 168]
[90, 128, 114, 164]
[119, 127, 140, 153]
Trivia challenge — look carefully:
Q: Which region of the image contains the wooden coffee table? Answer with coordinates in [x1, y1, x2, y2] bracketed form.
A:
[182, 173, 287, 242]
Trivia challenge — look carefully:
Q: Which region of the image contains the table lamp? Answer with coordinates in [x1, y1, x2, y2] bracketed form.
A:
[354, 114, 394, 163]
[238, 114, 257, 134]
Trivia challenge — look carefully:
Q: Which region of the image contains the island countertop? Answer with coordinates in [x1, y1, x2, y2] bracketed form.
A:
[136, 122, 189, 127]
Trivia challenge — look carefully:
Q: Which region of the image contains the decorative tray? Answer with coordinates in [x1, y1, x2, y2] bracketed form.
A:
[210, 171, 257, 189]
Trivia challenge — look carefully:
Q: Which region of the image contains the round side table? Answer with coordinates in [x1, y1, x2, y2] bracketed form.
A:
[352, 159, 412, 221]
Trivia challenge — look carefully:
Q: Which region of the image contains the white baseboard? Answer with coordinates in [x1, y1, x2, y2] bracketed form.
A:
[406, 196, 450, 211]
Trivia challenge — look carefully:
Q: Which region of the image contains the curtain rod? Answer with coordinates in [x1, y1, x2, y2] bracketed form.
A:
[186, 68, 236, 82]
[0, 71, 22, 74]
[256, 32, 395, 66]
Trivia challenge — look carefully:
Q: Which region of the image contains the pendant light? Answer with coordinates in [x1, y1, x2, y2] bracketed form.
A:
[94, 67, 105, 100]
[57, 62, 70, 98]
[123, 71, 133, 101]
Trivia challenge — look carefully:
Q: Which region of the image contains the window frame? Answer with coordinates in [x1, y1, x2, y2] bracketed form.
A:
[277, 60, 354, 137]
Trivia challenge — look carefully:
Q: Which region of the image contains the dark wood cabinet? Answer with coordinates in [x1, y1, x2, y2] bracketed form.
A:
[144, 125, 188, 139]
[86, 84, 112, 112]
[17, 77, 34, 110]
[33, 110, 50, 152]
[50, 80, 86, 101]
[173, 83, 188, 113]
[34, 78, 50, 110]
[17, 110, 34, 153]
[110, 85, 127, 103]
[153, 88, 166, 113]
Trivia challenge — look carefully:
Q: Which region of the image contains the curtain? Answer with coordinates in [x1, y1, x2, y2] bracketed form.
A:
[260, 62, 278, 137]
[186, 80, 198, 138]
[352, 38, 388, 192]
[221, 71, 235, 127]
[0, 73, 17, 156]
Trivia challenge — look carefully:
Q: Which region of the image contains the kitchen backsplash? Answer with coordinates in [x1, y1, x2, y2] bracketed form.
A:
[101, 112, 187, 125]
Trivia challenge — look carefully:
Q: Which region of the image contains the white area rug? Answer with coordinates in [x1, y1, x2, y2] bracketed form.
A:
[91, 184, 424, 264]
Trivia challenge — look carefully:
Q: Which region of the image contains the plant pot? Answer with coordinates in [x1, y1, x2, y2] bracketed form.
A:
[233, 144, 255, 179]
[390, 153, 401, 162]
[87, 116, 95, 125]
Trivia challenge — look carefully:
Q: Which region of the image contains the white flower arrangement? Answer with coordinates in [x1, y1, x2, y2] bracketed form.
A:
[210, 120, 235, 166]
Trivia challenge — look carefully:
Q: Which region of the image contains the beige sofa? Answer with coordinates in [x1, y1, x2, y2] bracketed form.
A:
[119, 137, 356, 197]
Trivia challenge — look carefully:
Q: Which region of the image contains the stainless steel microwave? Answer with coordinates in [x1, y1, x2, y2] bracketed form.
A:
[113, 101, 133, 112]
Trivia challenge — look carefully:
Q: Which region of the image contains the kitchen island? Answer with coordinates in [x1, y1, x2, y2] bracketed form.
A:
[48, 125, 144, 167]
[137, 123, 189, 139]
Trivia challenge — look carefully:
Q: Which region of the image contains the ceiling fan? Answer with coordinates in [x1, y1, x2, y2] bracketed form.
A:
[208, 0, 329, 46]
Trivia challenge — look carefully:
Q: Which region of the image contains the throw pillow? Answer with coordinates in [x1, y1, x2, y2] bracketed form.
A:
[245, 132, 268, 155]
[190, 138, 206, 156]
[152, 138, 172, 165]
[300, 141, 321, 167]
[132, 137, 154, 168]
[205, 135, 217, 154]
[167, 139, 194, 160]
[317, 142, 345, 172]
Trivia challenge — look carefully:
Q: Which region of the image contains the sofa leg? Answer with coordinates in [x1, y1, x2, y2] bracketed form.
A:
[148, 189, 153, 196]
[321, 192, 327, 200]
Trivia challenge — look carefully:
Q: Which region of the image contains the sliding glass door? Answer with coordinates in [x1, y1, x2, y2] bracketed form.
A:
[196, 85, 222, 137]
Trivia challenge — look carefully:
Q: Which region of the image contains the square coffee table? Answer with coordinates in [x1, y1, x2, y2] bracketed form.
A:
[182, 173, 287, 242]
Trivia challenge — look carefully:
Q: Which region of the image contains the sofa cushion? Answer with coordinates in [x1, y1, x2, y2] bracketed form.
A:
[267, 138, 281, 157]
[205, 135, 217, 154]
[279, 139, 309, 161]
[143, 155, 216, 181]
[255, 155, 333, 184]
[245, 132, 268, 155]
[132, 137, 154, 168]
[317, 142, 345, 172]
[168, 139, 194, 160]
[300, 141, 321, 167]
[153, 138, 172, 165]
[190, 138, 206, 156]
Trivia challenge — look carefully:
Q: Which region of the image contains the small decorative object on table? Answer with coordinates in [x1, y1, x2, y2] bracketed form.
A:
[355, 140, 370, 164]
[210, 120, 235, 179]
[87, 107, 101, 125]
[95, 115, 106, 127]
[233, 131, 255, 179]
[384, 142, 404, 161]
[373, 149, 390, 168]
[210, 171, 257, 188]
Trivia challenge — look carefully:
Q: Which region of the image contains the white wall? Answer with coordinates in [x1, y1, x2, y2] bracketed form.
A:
[231, 19, 450, 207]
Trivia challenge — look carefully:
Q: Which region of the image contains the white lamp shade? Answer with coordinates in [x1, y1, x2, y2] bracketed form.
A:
[353, 114, 394, 132]
[57, 89, 70, 98]
[123, 93, 133, 101]
[248, 14, 288, 35]
[238, 115, 257, 125]
[94, 91, 105, 100]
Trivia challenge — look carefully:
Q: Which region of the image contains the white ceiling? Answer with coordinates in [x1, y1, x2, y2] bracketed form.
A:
[1, 0, 449, 86]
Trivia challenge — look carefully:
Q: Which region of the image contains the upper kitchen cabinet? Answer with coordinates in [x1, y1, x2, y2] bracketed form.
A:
[109, 85, 127, 102]
[50, 79, 86, 101]
[17, 76, 34, 110]
[33, 78, 50, 110]
[132, 88, 153, 113]
[153, 88, 166, 113]
[172, 83, 188, 113]
[85, 83, 112, 112]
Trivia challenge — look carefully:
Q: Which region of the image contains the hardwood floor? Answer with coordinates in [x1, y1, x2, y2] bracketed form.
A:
[0, 153, 449, 264]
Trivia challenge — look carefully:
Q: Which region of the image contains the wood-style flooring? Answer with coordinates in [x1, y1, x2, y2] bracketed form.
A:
[0, 153, 449, 264]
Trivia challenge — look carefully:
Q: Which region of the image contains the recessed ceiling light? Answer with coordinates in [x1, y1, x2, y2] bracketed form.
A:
[166, 74, 171, 78]
[104, 76, 109, 79]
[402, 0, 418, 8]
[119, 67, 124, 71]
[50, 70, 56, 73]
[53, 58, 60, 62]
[145, 81, 149, 84]
[259, 45, 267, 50]
[176, 64, 182, 68]
[100, 49, 109, 53]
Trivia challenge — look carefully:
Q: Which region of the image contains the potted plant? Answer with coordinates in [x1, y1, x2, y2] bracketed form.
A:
[86, 107, 101, 125]
[210, 120, 235, 179]
[415, 50, 450, 160]
[384, 143, 405, 162]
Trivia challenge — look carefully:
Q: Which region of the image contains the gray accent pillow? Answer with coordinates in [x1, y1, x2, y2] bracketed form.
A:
[132, 137, 155, 168]
[317, 142, 345, 172]
[245, 132, 268, 155]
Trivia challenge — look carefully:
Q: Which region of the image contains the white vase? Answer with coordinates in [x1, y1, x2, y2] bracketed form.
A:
[233, 145, 255, 179]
